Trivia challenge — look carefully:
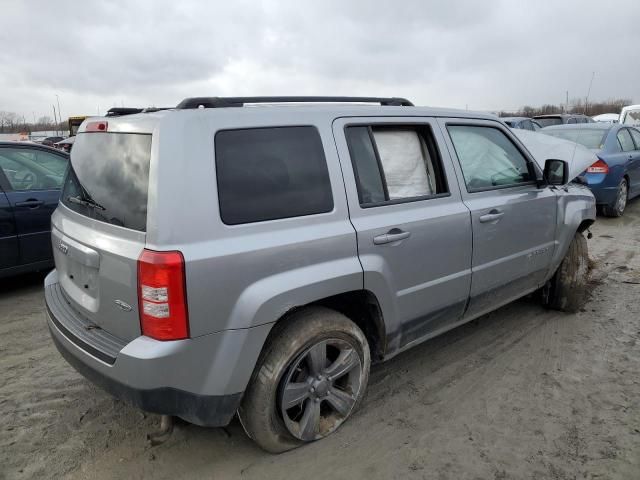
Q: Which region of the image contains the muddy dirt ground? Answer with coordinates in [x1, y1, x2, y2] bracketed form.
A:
[2, 202, 640, 480]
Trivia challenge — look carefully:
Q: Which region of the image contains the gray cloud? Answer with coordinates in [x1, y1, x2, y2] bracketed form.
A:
[1, 0, 638, 119]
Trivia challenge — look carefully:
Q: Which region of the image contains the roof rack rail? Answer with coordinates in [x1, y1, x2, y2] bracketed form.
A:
[105, 107, 171, 117]
[175, 96, 414, 109]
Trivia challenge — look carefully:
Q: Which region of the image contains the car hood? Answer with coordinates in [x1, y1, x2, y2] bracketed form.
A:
[512, 129, 598, 181]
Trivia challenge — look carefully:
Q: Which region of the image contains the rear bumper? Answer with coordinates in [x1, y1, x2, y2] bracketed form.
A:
[45, 270, 273, 427]
[49, 329, 242, 426]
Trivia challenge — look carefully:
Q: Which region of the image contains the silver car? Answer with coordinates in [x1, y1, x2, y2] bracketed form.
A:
[45, 96, 596, 452]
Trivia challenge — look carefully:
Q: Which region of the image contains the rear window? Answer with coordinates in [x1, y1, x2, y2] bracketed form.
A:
[535, 117, 563, 127]
[543, 128, 608, 149]
[215, 126, 333, 225]
[62, 133, 152, 232]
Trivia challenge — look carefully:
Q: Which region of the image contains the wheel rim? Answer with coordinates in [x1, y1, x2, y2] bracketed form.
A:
[617, 180, 628, 214]
[278, 338, 363, 441]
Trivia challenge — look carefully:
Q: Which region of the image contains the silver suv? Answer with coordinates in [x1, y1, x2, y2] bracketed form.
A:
[45, 96, 596, 452]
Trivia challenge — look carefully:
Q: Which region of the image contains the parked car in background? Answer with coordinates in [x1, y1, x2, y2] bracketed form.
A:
[534, 114, 594, 127]
[0, 142, 68, 278]
[40, 136, 64, 147]
[619, 105, 640, 127]
[592, 113, 619, 124]
[542, 124, 640, 216]
[501, 117, 542, 131]
[54, 136, 75, 153]
[45, 96, 595, 453]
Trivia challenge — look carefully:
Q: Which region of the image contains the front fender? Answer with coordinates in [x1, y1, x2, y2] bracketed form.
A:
[546, 184, 596, 281]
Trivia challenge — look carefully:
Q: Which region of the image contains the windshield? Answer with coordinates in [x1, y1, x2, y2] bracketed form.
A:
[535, 117, 563, 127]
[543, 128, 608, 149]
[61, 132, 152, 231]
[621, 109, 640, 126]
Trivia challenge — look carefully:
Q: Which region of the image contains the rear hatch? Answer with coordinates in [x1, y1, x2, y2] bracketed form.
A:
[52, 122, 153, 342]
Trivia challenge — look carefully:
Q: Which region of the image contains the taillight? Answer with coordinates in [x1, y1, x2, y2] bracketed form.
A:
[85, 121, 108, 132]
[587, 158, 609, 174]
[137, 249, 189, 341]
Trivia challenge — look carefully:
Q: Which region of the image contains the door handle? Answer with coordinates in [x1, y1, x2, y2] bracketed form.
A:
[373, 229, 411, 245]
[479, 210, 504, 223]
[15, 199, 45, 208]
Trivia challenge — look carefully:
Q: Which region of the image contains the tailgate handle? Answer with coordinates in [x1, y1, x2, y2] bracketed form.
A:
[374, 229, 411, 245]
[15, 199, 44, 208]
[479, 210, 505, 223]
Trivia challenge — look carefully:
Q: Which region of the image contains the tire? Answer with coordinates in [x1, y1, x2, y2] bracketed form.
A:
[238, 306, 371, 453]
[602, 178, 628, 217]
[542, 232, 589, 313]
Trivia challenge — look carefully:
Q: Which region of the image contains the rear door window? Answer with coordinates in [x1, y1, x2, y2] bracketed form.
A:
[62, 133, 152, 232]
[629, 128, 640, 150]
[447, 125, 533, 191]
[345, 125, 448, 206]
[215, 126, 333, 225]
[0, 148, 67, 191]
[617, 129, 635, 152]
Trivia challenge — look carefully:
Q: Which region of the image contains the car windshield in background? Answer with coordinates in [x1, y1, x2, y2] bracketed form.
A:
[621, 109, 640, 126]
[535, 117, 563, 127]
[543, 128, 608, 149]
[61, 132, 152, 231]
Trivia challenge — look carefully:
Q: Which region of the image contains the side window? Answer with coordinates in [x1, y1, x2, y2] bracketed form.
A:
[345, 125, 448, 206]
[0, 148, 66, 191]
[629, 128, 640, 150]
[532, 121, 542, 131]
[36, 151, 68, 177]
[215, 126, 333, 225]
[567, 117, 577, 124]
[617, 129, 635, 152]
[447, 125, 533, 191]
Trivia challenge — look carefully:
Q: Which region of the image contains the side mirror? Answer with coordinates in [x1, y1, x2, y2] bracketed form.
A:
[544, 159, 568, 186]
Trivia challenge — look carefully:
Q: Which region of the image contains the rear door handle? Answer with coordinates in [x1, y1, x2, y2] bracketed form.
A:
[15, 199, 45, 208]
[373, 229, 411, 245]
[479, 210, 504, 223]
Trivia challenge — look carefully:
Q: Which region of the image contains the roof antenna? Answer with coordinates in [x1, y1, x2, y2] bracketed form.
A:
[569, 71, 596, 175]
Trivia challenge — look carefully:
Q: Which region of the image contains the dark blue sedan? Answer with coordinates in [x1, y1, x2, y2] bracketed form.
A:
[0, 142, 68, 277]
[543, 124, 640, 216]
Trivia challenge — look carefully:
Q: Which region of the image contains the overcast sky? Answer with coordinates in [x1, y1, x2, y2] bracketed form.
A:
[1, 0, 639, 120]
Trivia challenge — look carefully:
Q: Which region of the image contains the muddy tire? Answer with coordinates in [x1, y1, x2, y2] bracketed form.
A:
[602, 178, 628, 217]
[542, 232, 589, 312]
[238, 306, 370, 453]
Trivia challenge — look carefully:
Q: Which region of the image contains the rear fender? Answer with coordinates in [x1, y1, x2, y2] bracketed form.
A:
[225, 258, 363, 331]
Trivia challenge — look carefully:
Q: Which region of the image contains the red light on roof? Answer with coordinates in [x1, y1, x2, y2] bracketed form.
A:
[85, 121, 108, 132]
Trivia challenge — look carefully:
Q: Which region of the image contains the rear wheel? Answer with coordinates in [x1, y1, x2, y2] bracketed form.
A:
[602, 178, 628, 217]
[238, 307, 370, 453]
[542, 232, 589, 312]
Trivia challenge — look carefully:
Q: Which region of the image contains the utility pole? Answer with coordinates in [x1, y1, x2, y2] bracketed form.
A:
[566, 91, 569, 113]
[56, 94, 63, 135]
[52, 104, 58, 136]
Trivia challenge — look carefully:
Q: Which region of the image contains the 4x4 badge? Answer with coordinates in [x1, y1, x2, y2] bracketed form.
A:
[114, 300, 133, 312]
[57, 241, 69, 255]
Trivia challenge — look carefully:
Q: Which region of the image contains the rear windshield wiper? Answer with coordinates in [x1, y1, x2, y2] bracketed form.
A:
[66, 195, 106, 211]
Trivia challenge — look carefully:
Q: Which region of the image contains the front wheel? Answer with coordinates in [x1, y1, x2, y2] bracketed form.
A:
[238, 307, 370, 453]
[602, 178, 628, 217]
[542, 232, 589, 312]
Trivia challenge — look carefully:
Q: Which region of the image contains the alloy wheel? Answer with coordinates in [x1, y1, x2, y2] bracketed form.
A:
[278, 338, 364, 441]
[616, 180, 628, 215]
